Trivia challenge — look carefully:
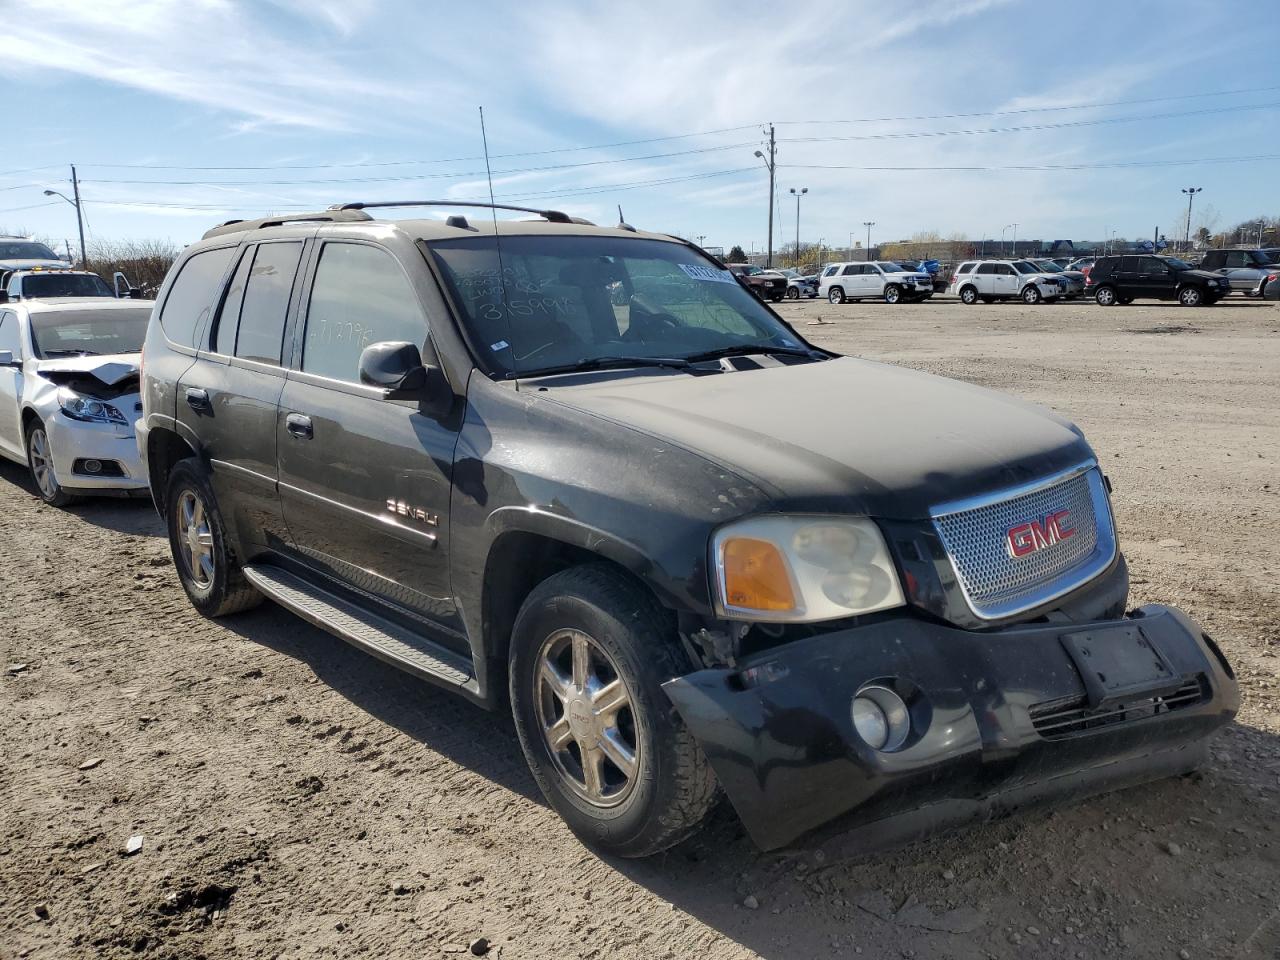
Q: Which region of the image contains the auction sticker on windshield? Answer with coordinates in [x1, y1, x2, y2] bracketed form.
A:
[678, 264, 736, 284]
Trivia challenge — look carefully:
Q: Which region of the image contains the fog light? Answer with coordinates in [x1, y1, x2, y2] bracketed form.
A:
[851, 685, 910, 752]
[83, 459, 102, 474]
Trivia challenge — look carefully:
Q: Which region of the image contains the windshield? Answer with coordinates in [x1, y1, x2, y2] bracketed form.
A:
[878, 262, 913, 272]
[29, 307, 150, 358]
[1011, 261, 1039, 274]
[21, 273, 114, 298]
[1035, 261, 1063, 272]
[1163, 257, 1192, 270]
[0, 240, 59, 261]
[1249, 250, 1277, 265]
[430, 235, 809, 377]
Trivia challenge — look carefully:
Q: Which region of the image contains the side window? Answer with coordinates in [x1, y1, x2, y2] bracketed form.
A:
[841, 264, 859, 275]
[976, 263, 996, 275]
[996, 264, 1016, 276]
[0, 312, 20, 356]
[301, 243, 426, 383]
[1118, 256, 1139, 272]
[1224, 252, 1247, 268]
[158, 247, 236, 348]
[1139, 259, 1168, 276]
[213, 248, 253, 356]
[234, 241, 304, 365]
[822, 266, 838, 277]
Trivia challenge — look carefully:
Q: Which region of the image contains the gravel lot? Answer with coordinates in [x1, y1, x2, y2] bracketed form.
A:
[2, 295, 1278, 960]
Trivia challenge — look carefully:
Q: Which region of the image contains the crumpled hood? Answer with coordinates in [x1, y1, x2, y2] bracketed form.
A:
[35, 353, 140, 386]
[542, 356, 1093, 519]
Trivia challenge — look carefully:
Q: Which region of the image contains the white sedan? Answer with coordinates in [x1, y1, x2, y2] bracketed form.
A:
[0, 297, 153, 505]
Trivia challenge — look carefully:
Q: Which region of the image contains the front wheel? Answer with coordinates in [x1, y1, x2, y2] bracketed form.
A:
[26, 420, 80, 507]
[510, 565, 718, 858]
[1094, 286, 1117, 306]
[166, 459, 262, 617]
[1022, 285, 1043, 305]
[1178, 286, 1203, 307]
[827, 286, 846, 304]
[785, 286, 799, 300]
[883, 284, 902, 304]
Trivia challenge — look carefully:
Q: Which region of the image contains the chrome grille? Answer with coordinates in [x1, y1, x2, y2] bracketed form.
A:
[932, 465, 1116, 620]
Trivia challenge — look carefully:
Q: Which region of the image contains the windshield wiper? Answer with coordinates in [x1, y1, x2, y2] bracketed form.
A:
[41, 349, 101, 357]
[514, 355, 694, 378]
[681, 344, 820, 364]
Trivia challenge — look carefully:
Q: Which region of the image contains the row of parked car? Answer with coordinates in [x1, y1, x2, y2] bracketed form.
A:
[744, 248, 1280, 307]
[0, 210, 1241, 861]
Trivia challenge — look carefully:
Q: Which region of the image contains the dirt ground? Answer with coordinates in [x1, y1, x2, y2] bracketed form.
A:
[2, 296, 1278, 960]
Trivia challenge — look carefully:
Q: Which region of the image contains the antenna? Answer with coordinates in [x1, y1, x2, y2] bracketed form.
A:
[479, 107, 517, 374]
[616, 203, 636, 233]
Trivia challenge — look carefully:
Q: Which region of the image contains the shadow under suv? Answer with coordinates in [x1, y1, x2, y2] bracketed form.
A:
[139, 202, 1237, 858]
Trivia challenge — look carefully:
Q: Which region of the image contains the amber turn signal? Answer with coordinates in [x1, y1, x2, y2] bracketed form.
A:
[721, 537, 797, 612]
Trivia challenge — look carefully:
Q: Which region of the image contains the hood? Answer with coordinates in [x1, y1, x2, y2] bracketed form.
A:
[0, 258, 70, 271]
[539, 356, 1092, 519]
[1181, 269, 1230, 282]
[35, 353, 141, 387]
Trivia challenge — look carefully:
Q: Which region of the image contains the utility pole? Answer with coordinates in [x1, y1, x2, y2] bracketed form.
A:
[43, 165, 88, 269]
[1181, 187, 1201, 250]
[1011, 223, 1018, 258]
[789, 187, 807, 265]
[863, 221, 874, 261]
[753, 125, 777, 268]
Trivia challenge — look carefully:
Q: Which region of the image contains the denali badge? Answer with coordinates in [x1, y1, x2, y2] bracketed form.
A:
[386, 499, 439, 526]
[1006, 510, 1074, 558]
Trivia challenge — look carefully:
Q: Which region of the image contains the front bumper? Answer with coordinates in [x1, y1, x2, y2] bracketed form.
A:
[663, 604, 1237, 851]
[45, 410, 148, 493]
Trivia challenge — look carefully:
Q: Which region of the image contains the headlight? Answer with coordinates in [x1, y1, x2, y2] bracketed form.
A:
[57, 387, 127, 425]
[711, 515, 905, 622]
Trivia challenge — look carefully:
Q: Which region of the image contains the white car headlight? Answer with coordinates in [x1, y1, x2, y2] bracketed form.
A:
[711, 515, 905, 622]
[57, 387, 127, 425]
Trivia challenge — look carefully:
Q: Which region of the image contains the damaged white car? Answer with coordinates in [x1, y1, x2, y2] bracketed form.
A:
[0, 298, 153, 505]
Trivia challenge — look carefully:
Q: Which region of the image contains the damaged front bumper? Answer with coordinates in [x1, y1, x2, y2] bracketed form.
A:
[663, 604, 1238, 851]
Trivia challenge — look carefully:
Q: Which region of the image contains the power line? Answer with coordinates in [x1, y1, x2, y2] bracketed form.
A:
[0, 200, 62, 214]
[787, 153, 1280, 172]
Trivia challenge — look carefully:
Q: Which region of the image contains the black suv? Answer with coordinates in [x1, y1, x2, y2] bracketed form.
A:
[1086, 254, 1230, 307]
[139, 203, 1237, 857]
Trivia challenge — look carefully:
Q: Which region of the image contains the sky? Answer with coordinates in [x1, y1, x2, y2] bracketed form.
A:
[1, 0, 1277, 256]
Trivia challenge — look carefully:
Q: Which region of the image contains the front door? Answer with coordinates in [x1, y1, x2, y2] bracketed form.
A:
[276, 239, 461, 635]
[1136, 257, 1178, 299]
[0, 310, 24, 458]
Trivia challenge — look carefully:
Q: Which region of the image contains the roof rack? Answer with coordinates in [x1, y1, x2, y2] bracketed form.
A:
[330, 200, 582, 225]
[201, 209, 373, 240]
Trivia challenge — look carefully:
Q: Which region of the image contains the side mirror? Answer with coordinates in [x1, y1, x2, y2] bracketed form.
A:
[359, 341, 431, 400]
[0, 350, 15, 366]
[0, 291, 9, 304]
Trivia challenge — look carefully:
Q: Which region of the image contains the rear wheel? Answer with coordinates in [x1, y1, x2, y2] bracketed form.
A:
[883, 284, 902, 304]
[785, 286, 799, 300]
[510, 565, 718, 858]
[1022, 285, 1043, 305]
[1178, 286, 1203, 307]
[166, 459, 262, 617]
[25, 420, 80, 507]
[1094, 286, 1118, 306]
[959, 285, 979, 305]
[827, 286, 845, 304]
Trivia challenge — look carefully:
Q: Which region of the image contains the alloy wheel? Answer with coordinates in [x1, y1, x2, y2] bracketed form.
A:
[535, 629, 639, 808]
[177, 489, 216, 588]
[28, 428, 56, 500]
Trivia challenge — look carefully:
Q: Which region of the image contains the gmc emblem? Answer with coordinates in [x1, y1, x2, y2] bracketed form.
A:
[1007, 510, 1075, 558]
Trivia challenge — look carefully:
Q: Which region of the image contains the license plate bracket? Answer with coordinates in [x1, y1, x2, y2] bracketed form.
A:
[1061, 624, 1183, 709]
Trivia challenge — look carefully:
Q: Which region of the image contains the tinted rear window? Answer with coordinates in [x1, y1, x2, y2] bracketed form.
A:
[235, 241, 303, 365]
[0, 240, 59, 261]
[159, 247, 235, 348]
[20, 274, 113, 298]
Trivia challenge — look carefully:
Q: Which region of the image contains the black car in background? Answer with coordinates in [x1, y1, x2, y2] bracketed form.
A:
[1086, 254, 1230, 306]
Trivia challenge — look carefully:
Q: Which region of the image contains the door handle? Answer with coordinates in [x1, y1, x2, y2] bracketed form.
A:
[286, 413, 313, 440]
[184, 387, 211, 413]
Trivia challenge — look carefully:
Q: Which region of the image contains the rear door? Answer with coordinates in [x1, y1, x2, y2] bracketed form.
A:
[993, 263, 1018, 297]
[276, 238, 461, 634]
[178, 238, 305, 553]
[0, 310, 24, 458]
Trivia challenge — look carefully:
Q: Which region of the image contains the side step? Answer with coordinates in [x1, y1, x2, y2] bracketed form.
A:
[242, 564, 473, 688]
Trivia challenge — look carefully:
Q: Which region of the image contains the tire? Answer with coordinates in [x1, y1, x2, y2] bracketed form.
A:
[165, 459, 262, 617]
[827, 286, 845, 304]
[25, 419, 81, 507]
[1094, 286, 1118, 306]
[785, 286, 799, 300]
[959, 286, 979, 305]
[1178, 286, 1203, 307]
[770, 293, 784, 303]
[883, 284, 902, 304]
[1022, 285, 1043, 305]
[509, 564, 719, 858]
[1117, 296, 1134, 305]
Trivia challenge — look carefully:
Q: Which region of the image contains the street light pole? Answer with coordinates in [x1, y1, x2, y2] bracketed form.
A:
[863, 221, 874, 261]
[789, 187, 807, 265]
[1001, 224, 1011, 256]
[753, 124, 777, 268]
[1181, 187, 1202, 250]
[1010, 223, 1018, 258]
[43, 165, 88, 269]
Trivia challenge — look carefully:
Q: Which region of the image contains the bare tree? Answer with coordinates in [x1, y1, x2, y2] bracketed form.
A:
[84, 238, 180, 296]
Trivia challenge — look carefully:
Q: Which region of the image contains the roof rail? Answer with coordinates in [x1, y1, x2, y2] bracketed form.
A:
[201, 209, 373, 240]
[330, 200, 582, 225]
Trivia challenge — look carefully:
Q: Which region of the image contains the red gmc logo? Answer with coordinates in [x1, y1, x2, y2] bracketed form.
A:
[1007, 510, 1075, 558]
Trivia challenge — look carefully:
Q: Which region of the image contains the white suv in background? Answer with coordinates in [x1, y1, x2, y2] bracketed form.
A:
[949, 260, 1066, 305]
[819, 261, 934, 304]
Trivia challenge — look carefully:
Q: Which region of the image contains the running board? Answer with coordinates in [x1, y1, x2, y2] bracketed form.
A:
[242, 564, 473, 688]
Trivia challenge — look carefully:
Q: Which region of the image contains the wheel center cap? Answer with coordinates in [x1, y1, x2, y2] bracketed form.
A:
[567, 698, 597, 745]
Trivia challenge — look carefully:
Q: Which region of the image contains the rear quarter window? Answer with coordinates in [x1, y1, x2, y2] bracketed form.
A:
[158, 247, 236, 348]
